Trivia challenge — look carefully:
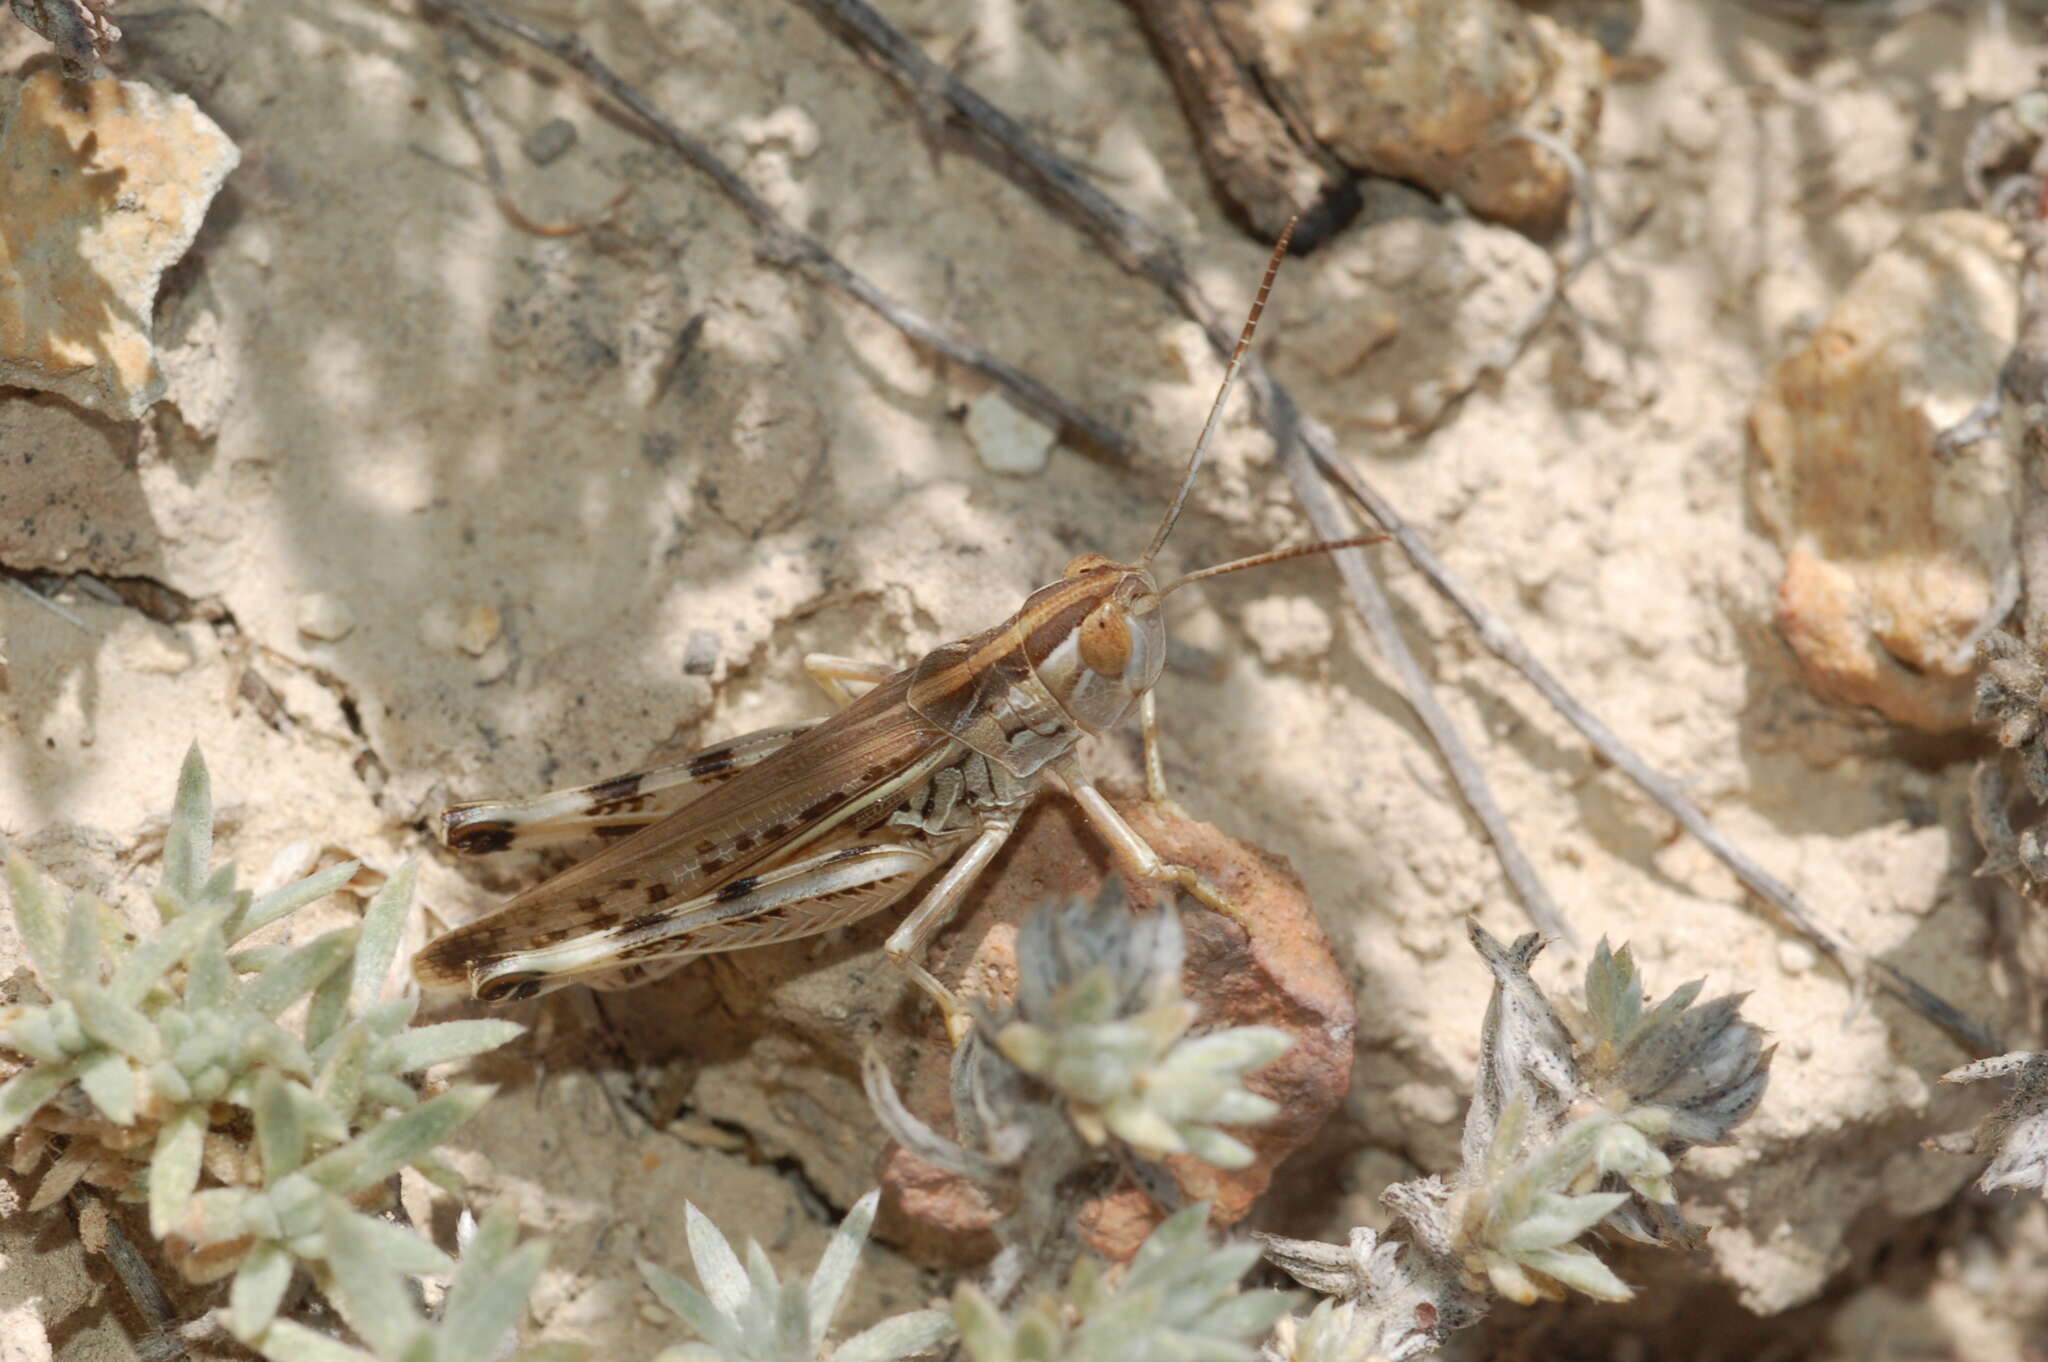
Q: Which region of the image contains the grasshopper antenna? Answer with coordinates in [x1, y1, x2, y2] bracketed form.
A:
[1159, 533, 1388, 598]
[1140, 217, 1299, 567]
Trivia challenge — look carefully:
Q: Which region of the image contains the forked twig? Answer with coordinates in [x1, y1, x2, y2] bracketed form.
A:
[430, 0, 1133, 460]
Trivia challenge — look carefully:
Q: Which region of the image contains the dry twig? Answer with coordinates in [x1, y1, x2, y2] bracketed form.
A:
[430, 0, 1132, 460]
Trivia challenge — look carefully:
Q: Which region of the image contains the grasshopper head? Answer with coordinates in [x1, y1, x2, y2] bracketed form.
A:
[1019, 552, 1167, 731]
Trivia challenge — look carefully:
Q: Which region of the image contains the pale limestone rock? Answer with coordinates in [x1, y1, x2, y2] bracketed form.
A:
[1220, 0, 1604, 230]
[0, 71, 238, 418]
[1278, 214, 1554, 431]
[1751, 211, 2020, 734]
[964, 389, 1055, 476]
[1242, 594, 1334, 667]
[295, 591, 356, 642]
[0, 392, 154, 572]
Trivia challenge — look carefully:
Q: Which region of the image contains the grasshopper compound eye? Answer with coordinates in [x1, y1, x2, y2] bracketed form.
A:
[1079, 601, 1134, 678]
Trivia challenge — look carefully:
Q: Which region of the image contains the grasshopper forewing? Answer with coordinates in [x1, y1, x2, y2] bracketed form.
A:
[412, 221, 1378, 1030]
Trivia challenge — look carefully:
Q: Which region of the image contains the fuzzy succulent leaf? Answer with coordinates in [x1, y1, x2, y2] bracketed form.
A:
[255, 1320, 382, 1362]
[379, 1019, 525, 1074]
[807, 1189, 880, 1347]
[832, 1312, 954, 1362]
[75, 1045, 137, 1125]
[230, 1240, 297, 1342]
[441, 1203, 551, 1362]
[302, 1085, 494, 1195]
[954, 1205, 1286, 1362]
[149, 1104, 207, 1237]
[649, 1191, 951, 1362]
[0, 1064, 74, 1140]
[246, 928, 359, 1019]
[159, 744, 215, 915]
[7, 852, 67, 980]
[236, 859, 361, 945]
[351, 862, 419, 1014]
[321, 1198, 428, 1357]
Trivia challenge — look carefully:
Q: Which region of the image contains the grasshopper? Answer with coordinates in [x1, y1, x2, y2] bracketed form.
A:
[412, 224, 1373, 1030]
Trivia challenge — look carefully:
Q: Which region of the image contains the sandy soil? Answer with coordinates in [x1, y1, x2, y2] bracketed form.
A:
[4, 1, 2048, 1358]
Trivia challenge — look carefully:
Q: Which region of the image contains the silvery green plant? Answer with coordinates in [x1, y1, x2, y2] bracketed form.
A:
[1927, 1051, 2048, 1196]
[864, 887, 1294, 1304]
[0, 747, 521, 1340]
[952, 1202, 1290, 1362]
[1258, 926, 1768, 1361]
[638, 1188, 952, 1362]
[992, 890, 1290, 1169]
[250, 1200, 578, 1362]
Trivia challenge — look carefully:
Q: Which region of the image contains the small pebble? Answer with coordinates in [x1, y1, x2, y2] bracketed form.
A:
[964, 391, 1055, 476]
[295, 592, 355, 642]
[118, 622, 194, 675]
[682, 628, 720, 676]
[457, 603, 501, 657]
[1777, 940, 1818, 976]
[522, 117, 578, 166]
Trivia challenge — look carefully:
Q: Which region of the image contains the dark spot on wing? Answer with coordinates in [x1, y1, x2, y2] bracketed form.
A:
[588, 773, 644, 803]
[686, 752, 737, 778]
[798, 793, 845, 823]
[595, 823, 638, 839]
[715, 876, 760, 904]
[645, 882, 675, 905]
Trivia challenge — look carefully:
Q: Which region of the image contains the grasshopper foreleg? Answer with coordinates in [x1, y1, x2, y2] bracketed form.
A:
[1051, 754, 1236, 921]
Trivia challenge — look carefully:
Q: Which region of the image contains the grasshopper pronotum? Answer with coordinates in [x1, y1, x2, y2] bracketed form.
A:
[412, 224, 1374, 1031]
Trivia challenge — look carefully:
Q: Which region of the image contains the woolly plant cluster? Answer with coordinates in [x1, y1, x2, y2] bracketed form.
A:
[0, 748, 528, 1357]
[1258, 927, 1770, 1361]
[3, 754, 1778, 1362]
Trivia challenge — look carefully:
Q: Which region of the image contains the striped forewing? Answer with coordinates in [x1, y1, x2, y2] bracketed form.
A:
[413, 668, 958, 986]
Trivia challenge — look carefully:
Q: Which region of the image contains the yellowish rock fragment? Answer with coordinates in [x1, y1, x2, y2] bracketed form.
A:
[1220, 0, 1604, 230]
[0, 71, 239, 418]
[1751, 211, 2020, 733]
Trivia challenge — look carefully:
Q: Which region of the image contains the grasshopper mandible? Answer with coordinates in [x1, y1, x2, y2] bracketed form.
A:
[412, 223, 1374, 1030]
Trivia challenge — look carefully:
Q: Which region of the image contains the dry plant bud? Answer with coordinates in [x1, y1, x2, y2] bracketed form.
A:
[1928, 1051, 2048, 1198]
[7, 0, 121, 76]
[1970, 631, 2048, 894]
[1259, 923, 1769, 1359]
